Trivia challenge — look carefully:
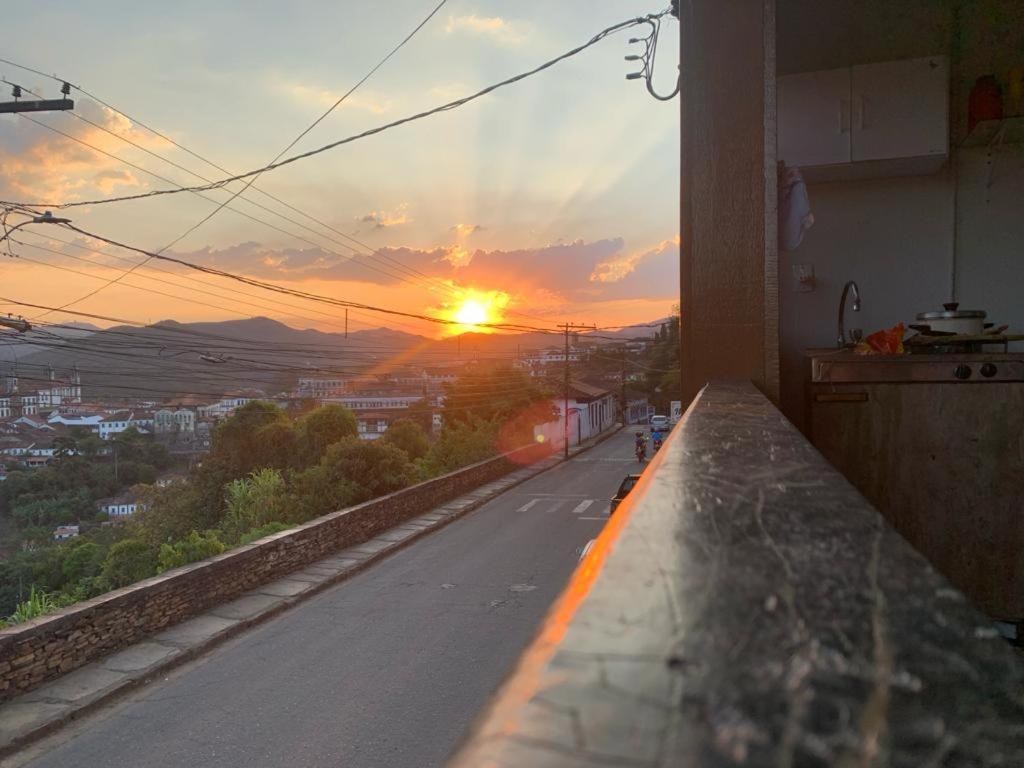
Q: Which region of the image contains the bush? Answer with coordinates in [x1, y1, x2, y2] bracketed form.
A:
[61, 541, 106, 583]
[297, 405, 358, 464]
[419, 419, 498, 477]
[383, 419, 430, 461]
[222, 469, 289, 543]
[238, 521, 292, 546]
[102, 539, 157, 588]
[157, 530, 226, 573]
[4, 586, 70, 626]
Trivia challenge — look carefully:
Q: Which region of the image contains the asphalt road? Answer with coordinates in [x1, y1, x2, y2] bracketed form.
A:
[17, 431, 639, 768]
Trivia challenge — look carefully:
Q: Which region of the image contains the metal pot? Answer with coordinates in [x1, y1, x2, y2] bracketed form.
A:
[915, 303, 986, 335]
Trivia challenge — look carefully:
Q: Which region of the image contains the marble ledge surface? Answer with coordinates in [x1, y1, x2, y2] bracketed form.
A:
[449, 379, 1024, 768]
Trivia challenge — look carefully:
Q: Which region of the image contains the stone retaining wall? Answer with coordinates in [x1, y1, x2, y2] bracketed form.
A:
[0, 444, 549, 701]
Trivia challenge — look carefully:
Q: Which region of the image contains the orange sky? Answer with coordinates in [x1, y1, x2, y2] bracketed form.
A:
[0, 1, 679, 338]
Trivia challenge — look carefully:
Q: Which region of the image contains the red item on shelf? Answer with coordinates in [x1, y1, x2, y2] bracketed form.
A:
[855, 323, 905, 356]
[968, 76, 1003, 134]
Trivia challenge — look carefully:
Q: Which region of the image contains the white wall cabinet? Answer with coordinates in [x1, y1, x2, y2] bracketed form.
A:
[851, 57, 949, 161]
[778, 56, 949, 180]
[778, 67, 851, 167]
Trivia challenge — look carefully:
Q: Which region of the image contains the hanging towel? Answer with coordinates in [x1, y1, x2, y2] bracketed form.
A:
[778, 162, 814, 251]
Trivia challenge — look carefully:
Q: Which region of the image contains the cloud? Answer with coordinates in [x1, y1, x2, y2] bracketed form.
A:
[170, 236, 678, 303]
[92, 169, 142, 194]
[277, 80, 390, 114]
[590, 238, 680, 301]
[0, 97, 165, 203]
[357, 204, 411, 229]
[590, 236, 678, 283]
[450, 223, 484, 238]
[444, 14, 527, 46]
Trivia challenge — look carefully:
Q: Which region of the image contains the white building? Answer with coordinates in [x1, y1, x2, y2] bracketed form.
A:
[98, 411, 152, 440]
[534, 381, 617, 450]
[295, 378, 347, 398]
[154, 408, 196, 435]
[97, 493, 140, 518]
[53, 525, 80, 541]
[0, 367, 82, 417]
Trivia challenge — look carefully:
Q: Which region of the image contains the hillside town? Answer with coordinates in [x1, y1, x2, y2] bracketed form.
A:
[0, 325, 677, 552]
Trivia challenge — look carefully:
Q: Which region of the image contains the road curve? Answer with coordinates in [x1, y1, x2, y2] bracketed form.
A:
[17, 431, 641, 768]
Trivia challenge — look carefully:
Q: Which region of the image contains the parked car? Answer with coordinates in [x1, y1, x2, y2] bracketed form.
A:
[610, 473, 641, 515]
[578, 538, 596, 562]
[650, 414, 669, 430]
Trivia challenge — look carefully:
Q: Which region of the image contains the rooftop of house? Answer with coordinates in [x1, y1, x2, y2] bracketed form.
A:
[566, 380, 613, 401]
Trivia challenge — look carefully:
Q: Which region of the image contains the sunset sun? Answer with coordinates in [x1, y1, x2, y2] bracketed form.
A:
[441, 289, 510, 333]
[453, 299, 489, 326]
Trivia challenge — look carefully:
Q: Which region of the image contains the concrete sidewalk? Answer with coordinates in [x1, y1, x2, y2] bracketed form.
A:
[0, 427, 620, 758]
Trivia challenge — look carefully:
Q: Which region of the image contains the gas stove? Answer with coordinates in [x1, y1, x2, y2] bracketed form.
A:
[812, 352, 1024, 383]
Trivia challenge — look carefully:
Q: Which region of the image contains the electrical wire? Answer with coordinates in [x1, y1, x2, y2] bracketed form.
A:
[10, 221, 560, 333]
[0, 61, 560, 325]
[3, 11, 669, 212]
[11, 0, 451, 321]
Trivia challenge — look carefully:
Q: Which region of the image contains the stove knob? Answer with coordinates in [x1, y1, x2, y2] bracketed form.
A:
[980, 363, 997, 378]
[954, 364, 972, 380]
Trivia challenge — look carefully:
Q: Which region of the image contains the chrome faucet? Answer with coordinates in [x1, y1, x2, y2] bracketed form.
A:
[837, 281, 862, 348]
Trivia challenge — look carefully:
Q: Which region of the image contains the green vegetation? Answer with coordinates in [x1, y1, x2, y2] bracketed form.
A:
[0, 366, 556, 623]
[382, 418, 430, 461]
[157, 531, 226, 573]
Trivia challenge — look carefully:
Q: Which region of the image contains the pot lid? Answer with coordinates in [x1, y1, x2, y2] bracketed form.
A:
[917, 302, 986, 320]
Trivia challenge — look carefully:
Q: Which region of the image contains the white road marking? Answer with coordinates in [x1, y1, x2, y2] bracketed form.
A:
[524, 493, 590, 498]
[579, 517, 607, 521]
[516, 499, 540, 512]
[571, 500, 595, 515]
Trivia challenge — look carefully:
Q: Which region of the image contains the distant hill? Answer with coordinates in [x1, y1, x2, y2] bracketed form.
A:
[5, 315, 669, 402]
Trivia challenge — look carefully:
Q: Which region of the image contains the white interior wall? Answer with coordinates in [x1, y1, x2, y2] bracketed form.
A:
[776, 0, 1024, 431]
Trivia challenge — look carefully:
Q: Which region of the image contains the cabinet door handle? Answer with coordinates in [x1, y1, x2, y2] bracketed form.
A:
[853, 96, 866, 129]
[814, 392, 869, 403]
[839, 99, 851, 134]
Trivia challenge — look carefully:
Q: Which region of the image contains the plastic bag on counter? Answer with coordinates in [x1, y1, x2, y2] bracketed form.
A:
[855, 323, 905, 355]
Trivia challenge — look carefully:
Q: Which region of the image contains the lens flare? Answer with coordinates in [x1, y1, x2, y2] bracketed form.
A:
[439, 288, 510, 333]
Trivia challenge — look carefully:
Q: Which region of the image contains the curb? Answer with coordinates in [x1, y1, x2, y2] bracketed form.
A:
[0, 425, 623, 761]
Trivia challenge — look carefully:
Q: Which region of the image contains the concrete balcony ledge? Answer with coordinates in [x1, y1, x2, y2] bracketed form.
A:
[451, 380, 1024, 767]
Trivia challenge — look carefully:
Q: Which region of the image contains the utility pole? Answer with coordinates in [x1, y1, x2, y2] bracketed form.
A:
[0, 316, 31, 333]
[620, 346, 627, 426]
[0, 83, 74, 114]
[559, 322, 594, 460]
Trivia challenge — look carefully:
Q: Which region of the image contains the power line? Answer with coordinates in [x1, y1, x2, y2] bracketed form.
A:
[10, 232, 443, 337]
[13, 0, 451, 320]
[4, 11, 667, 212]
[0, 52, 537, 319]
[13, 220, 559, 333]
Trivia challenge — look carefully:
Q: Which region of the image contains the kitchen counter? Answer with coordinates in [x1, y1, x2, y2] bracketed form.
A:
[805, 349, 1024, 383]
[806, 351, 1024, 620]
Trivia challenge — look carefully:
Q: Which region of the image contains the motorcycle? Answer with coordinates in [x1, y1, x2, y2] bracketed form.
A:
[652, 437, 663, 453]
[635, 442, 647, 463]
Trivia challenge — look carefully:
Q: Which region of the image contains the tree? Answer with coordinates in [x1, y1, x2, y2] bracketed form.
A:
[222, 468, 290, 542]
[133, 482, 214, 547]
[441, 366, 553, 428]
[251, 421, 299, 471]
[61, 541, 106, 583]
[420, 419, 499, 477]
[382, 419, 430, 461]
[404, 397, 435, 434]
[193, 401, 292, 515]
[157, 531, 226, 573]
[296, 405, 358, 464]
[102, 539, 157, 588]
[292, 438, 414, 519]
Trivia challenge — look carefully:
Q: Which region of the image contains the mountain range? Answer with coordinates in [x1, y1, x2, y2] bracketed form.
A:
[2, 316, 663, 402]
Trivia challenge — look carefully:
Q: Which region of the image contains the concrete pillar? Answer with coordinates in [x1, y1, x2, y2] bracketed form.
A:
[679, 0, 779, 404]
